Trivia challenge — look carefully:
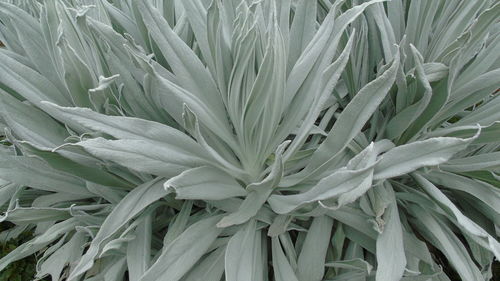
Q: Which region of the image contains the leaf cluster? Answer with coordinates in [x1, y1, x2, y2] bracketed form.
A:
[0, 0, 499, 281]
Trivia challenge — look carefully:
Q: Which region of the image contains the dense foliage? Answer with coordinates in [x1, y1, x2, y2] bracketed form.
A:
[0, 0, 499, 280]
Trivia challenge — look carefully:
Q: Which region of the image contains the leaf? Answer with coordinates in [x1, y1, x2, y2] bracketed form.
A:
[399, 73, 449, 143]
[139, 215, 223, 281]
[225, 220, 264, 281]
[0, 153, 92, 196]
[284, 34, 355, 160]
[240, 20, 287, 161]
[385, 45, 432, 140]
[58, 38, 95, 108]
[408, 205, 484, 281]
[78, 137, 206, 177]
[288, 0, 317, 69]
[216, 141, 288, 227]
[283, 50, 399, 185]
[278, 0, 385, 154]
[272, 237, 299, 281]
[268, 215, 293, 237]
[451, 95, 500, 128]
[1, 206, 72, 224]
[413, 173, 500, 259]
[182, 105, 246, 180]
[373, 135, 476, 180]
[15, 144, 131, 188]
[0, 182, 18, 209]
[182, 0, 216, 74]
[165, 166, 246, 200]
[37, 231, 87, 281]
[297, 216, 333, 281]
[0, 2, 64, 93]
[268, 165, 374, 214]
[440, 151, 500, 172]
[326, 206, 378, 240]
[325, 258, 372, 274]
[0, 219, 78, 272]
[182, 246, 226, 281]
[0, 50, 71, 106]
[424, 171, 500, 217]
[162, 201, 193, 247]
[126, 213, 152, 281]
[40, 102, 203, 152]
[375, 185, 406, 281]
[143, 61, 237, 148]
[319, 141, 389, 210]
[136, 0, 228, 131]
[68, 179, 167, 280]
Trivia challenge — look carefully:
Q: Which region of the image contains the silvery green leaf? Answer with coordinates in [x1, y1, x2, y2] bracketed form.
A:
[408, 205, 484, 281]
[278, 0, 385, 153]
[269, 165, 374, 214]
[0, 50, 71, 106]
[287, 0, 316, 69]
[399, 79, 450, 143]
[440, 151, 500, 172]
[182, 246, 226, 281]
[326, 206, 378, 240]
[320, 141, 390, 210]
[103, 256, 128, 281]
[58, 37, 96, 108]
[37, 231, 87, 281]
[162, 200, 193, 247]
[424, 170, 500, 216]
[165, 166, 246, 200]
[0, 2, 65, 93]
[413, 173, 500, 259]
[17, 142, 131, 188]
[240, 19, 287, 162]
[284, 50, 399, 185]
[137, 0, 228, 129]
[182, 0, 216, 74]
[99, 0, 144, 46]
[0, 218, 78, 272]
[1, 205, 73, 224]
[0, 92, 68, 148]
[297, 216, 333, 281]
[284, 34, 355, 160]
[40, 102, 203, 151]
[225, 219, 264, 281]
[216, 141, 288, 227]
[77, 137, 206, 177]
[325, 258, 373, 274]
[451, 96, 500, 128]
[143, 62, 237, 148]
[285, 0, 385, 106]
[268, 215, 293, 237]
[0, 182, 18, 209]
[271, 236, 299, 281]
[425, 121, 500, 144]
[385, 45, 432, 140]
[127, 212, 152, 281]
[448, 2, 500, 75]
[375, 184, 406, 281]
[440, 69, 500, 123]
[69, 179, 167, 280]
[182, 105, 246, 180]
[373, 135, 476, 180]
[0, 152, 92, 196]
[139, 215, 223, 281]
